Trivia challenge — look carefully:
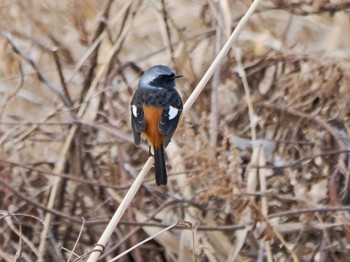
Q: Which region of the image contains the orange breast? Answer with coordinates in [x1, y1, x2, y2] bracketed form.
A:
[142, 106, 163, 148]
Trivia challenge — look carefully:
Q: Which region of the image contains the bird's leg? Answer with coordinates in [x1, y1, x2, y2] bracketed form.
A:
[148, 145, 154, 157]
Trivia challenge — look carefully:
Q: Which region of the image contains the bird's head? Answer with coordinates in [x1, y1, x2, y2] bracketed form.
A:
[138, 65, 182, 90]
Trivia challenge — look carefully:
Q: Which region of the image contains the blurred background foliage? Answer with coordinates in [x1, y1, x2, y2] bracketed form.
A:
[1, 0, 350, 261]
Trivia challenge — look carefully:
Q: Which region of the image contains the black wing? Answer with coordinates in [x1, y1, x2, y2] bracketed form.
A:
[131, 105, 146, 146]
[159, 106, 182, 147]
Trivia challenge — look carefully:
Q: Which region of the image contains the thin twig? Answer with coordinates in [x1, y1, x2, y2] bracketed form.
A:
[251, 203, 299, 262]
[261, 102, 349, 205]
[52, 48, 72, 106]
[0, 31, 73, 110]
[235, 48, 257, 141]
[0, 61, 24, 117]
[182, 0, 261, 115]
[160, 0, 175, 64]
[66, 0, 133, 84]
[66, 218, 86, 262]
[4, 212, 40, 258]
[86, 158, 154, 261]
[109, 221, 180, 261]
[236, 46, 273, 259]
[208, 2, 222, 148]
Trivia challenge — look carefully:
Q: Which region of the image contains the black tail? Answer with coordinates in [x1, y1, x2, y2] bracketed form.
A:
[154, 145, 167, 185]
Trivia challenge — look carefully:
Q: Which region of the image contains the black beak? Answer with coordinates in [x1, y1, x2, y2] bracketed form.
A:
[174, 74, 183, 79]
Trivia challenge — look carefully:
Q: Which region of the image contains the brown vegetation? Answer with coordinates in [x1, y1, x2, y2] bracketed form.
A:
[1, 0, 350, 261]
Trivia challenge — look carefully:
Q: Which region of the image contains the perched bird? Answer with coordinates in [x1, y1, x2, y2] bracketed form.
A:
[130, 65, 183, 185]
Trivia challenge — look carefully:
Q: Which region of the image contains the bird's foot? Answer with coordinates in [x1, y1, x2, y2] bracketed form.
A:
[148, 146, 154, 157]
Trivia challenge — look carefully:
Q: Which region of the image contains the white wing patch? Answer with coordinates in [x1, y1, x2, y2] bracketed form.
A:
[132, 105, 138, 117]
[168, 106, 179, 120]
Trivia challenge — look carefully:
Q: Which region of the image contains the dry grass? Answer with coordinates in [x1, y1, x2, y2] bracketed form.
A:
[1, 0, 350, 261]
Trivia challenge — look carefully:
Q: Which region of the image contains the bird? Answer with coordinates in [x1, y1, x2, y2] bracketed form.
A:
[130, 65, 183, 186]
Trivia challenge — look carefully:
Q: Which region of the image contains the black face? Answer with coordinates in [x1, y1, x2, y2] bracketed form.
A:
[149, 73, 179, 89]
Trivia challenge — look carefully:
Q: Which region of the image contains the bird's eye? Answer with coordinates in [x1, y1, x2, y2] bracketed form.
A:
[158, 74, 170, 80]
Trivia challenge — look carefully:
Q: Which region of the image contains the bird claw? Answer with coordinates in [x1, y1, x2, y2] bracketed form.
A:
[148, 146, 154, 157]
